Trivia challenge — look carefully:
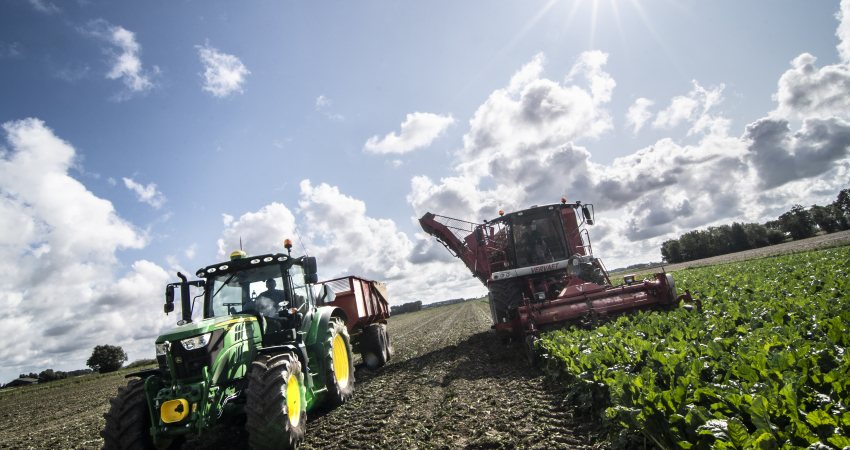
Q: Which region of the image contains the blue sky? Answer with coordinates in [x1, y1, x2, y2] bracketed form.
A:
[1, 0, 849, 381]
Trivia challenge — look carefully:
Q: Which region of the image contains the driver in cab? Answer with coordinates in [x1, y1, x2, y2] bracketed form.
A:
[255, 278, 288, 317]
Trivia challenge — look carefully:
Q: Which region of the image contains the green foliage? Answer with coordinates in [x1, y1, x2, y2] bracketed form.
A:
[86, 344, 128, 374]
[541, 246, 850, 449]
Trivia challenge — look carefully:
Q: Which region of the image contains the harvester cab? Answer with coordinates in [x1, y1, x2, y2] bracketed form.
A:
[102, 244, 356, 450]
[420, 199, 693, 355]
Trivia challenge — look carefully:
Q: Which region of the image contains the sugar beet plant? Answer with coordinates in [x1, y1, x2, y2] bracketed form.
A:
[540, 247, 850, 449]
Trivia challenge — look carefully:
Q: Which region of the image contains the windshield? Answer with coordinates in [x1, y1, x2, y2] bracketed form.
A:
[511, 208, 569, 267]
[205, 264, 287, 319]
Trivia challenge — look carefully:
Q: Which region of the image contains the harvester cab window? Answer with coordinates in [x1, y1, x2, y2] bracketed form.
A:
[513, 210, 568, 267]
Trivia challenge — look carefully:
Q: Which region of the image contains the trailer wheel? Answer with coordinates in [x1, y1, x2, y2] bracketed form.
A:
[245, 353, 306, 450]
[383, 325, 394, 361]
[325, 317, 355, 405]
[101, 378, 182, 450]
[361, 323, 387, 369]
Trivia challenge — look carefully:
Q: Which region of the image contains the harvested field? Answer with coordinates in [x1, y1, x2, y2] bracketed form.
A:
[0, 300, 602, 449]
[619, 230, 850, 277]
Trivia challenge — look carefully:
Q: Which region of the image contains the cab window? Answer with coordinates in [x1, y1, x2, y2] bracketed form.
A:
[288, 264, 311, 311]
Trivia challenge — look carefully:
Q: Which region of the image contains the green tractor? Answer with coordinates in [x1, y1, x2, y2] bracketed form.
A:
[102, 245, 355, 449]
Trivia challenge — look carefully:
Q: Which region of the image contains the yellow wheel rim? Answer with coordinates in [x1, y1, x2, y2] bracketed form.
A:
[286, 374, 301, 427]
[332, 334, 350, 388]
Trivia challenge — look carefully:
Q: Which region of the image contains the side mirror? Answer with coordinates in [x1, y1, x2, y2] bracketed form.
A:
[317, 284, 335, 305]
[303, 256, 318, 284]
[582, 205, 594, 225]
[164, 285, 175, 314]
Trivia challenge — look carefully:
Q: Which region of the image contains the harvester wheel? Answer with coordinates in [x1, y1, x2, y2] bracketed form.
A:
[361, 323, 388, 369]
[489, 279, 523, 324]
[325, 317, 356, 405]
[245, 353, 307, 450]
[101, 378, 182, 450]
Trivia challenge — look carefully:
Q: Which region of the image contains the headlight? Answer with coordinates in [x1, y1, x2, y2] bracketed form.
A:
[155, 342, 170, 356]
[181, 333, 211, 351]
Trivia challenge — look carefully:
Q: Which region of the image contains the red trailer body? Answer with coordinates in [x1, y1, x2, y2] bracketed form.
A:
[317, 276, 394, 368]
[318, 276, 390, 331]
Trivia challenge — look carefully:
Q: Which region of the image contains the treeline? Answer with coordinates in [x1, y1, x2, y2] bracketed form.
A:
[391, 301, 422, 315]
[662, 188, 850, 263]
[2, 368, 93, 388]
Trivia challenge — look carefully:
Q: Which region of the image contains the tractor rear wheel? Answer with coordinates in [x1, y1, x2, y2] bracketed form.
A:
[245, 353, 307, 450]
[325, 317, 355, 405]
[361, 323, 387, 369]
[101, 378, 182, 450]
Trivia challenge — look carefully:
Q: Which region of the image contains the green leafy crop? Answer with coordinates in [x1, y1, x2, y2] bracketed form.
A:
[540, 246, 850, 449]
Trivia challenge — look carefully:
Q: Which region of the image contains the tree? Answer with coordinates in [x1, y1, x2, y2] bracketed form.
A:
[87, 345, 128, 374]
[777, 204, 815, 240]
[661, 239, 683, 263]
[809, 204, 842, 233]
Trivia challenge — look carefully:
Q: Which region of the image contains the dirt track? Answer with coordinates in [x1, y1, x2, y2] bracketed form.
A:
[186, 300, 600, 449]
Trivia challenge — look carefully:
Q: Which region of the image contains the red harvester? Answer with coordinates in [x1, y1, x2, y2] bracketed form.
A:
[420, 199, 694, 359]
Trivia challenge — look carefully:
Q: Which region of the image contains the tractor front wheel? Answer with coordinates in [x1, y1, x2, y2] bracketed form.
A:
[101, 378, 181, 450]
[245, 353, 307, 450]
[325, 317, 356, 405]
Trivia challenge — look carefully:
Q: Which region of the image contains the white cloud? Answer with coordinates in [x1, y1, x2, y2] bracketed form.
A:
[0, 118, 174, 383]
[315, 95, 344, 121]
[197, 43, 250, 98]
[626, 98, 654, 134]
[0, 42, 22, 59]
[364, 112, 454, 154]
[652, 81, 725, 135]
[84, 21, 156, 98]
[217, 203, 296, 259]
[407, 39, 850, 271]
[27, 0, 60, 14]
[214, 182, 485, 306]
[837, 0, 850, 63]
[122, 177, 166, 209]
[772, 53, 850, 120]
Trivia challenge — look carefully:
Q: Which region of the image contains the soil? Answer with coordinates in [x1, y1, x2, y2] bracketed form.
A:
[0, 300, 603, 449]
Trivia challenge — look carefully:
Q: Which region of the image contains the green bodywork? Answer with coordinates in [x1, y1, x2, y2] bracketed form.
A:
[138, 253, 346, 443]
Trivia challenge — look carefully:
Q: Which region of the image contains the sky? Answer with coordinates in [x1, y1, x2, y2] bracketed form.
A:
[1, 0, 849, 381]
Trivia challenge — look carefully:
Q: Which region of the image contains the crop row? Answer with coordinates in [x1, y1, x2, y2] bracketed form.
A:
[540, 247, 850, 449]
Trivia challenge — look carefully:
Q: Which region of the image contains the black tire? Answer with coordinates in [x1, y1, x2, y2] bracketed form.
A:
[101, 378, 182, 450]
[325, 318, 355, 405]
[382, 324, 394, 361]
[361, 323, 387, 369]
[489, 279, 523, 323]
[245, 353, 307, 450]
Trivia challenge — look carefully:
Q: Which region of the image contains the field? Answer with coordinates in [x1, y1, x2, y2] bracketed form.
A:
[2, 243, 847, 449]
[0, 301, 599, 449]
[542, 246, 850, 448]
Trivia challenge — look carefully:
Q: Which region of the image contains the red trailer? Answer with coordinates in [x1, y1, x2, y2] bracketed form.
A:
[317, 276, 393, 369]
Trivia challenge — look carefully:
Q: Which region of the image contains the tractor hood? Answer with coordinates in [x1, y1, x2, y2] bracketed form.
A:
[155, 315, 258, 344]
